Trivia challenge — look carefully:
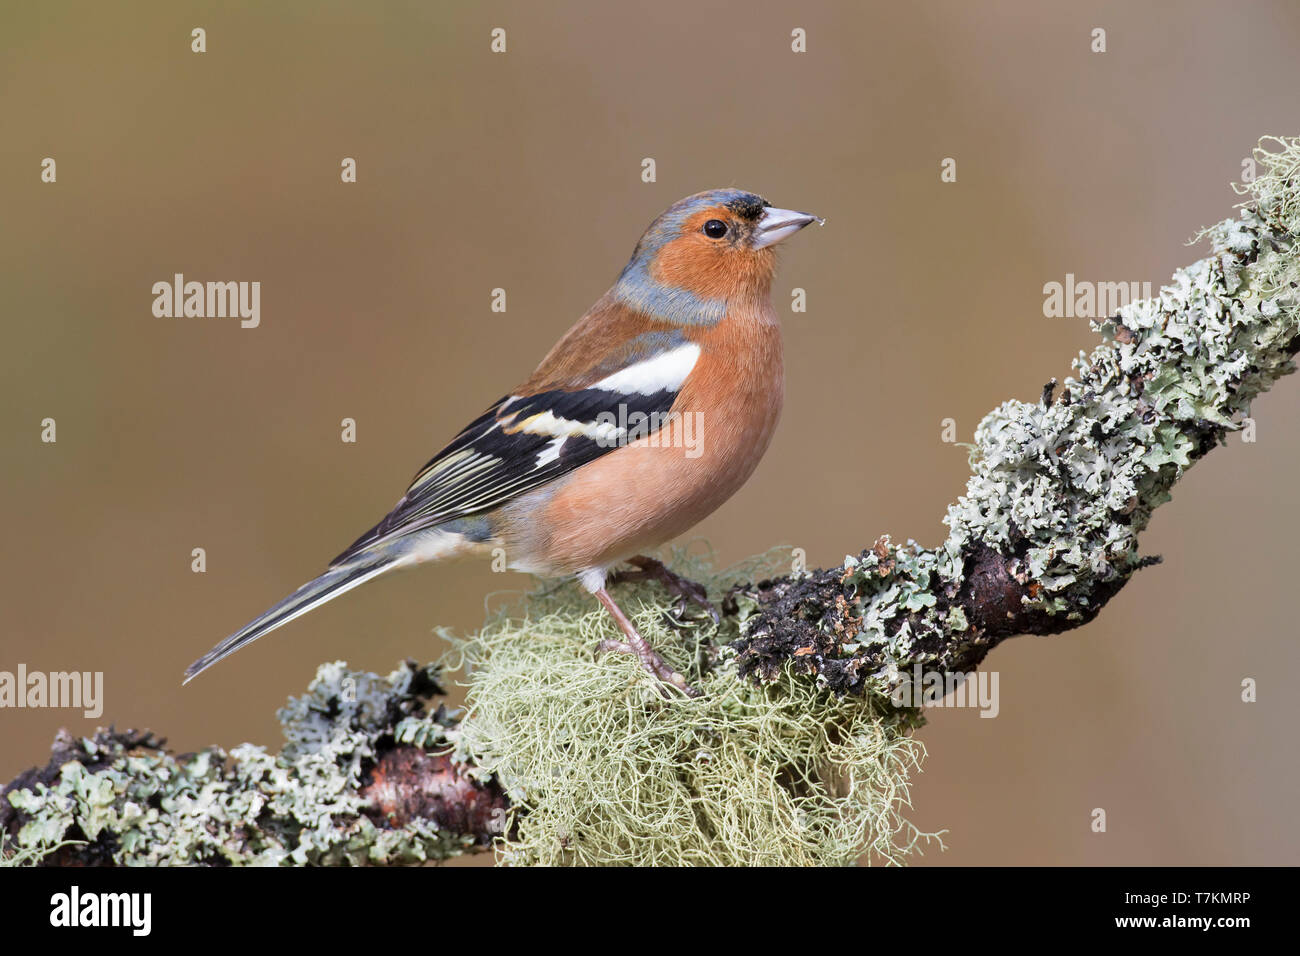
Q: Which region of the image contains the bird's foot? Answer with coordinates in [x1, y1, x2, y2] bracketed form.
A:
[593, 588, 701, 698]
[610, 555, 720, 627]
[596, 638, 700, 698]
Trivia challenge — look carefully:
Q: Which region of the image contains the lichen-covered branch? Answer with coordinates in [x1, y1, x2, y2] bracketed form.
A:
[733, 137, 1300, 695]
[5, 137, 1298, 866]
[1, 662, 507, 865]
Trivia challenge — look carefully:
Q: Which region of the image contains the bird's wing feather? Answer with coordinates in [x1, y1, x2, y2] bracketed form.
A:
[330, 338, 700, 565]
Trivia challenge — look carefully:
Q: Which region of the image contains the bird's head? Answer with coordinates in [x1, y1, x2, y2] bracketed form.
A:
[613, 188, 821, 325]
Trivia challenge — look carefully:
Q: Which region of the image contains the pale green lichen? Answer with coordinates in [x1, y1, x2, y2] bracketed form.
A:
[0, 830, 85, 867]
[952, 139, 1299, 607]
[744, 136, 1300, 697]
[446, 551, 940, 866]
[2, 661, 474, 865]
[6, 559, 939, 867]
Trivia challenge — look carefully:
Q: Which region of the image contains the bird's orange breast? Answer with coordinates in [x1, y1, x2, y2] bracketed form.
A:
[499, 300, 784, 575]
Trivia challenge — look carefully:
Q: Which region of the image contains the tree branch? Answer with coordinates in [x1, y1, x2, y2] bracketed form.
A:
[2, 662, 507, 865]
[733, 138, 1300, 695]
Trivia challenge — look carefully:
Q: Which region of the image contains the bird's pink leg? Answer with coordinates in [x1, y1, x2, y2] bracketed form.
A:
[592, 587, 700, 697]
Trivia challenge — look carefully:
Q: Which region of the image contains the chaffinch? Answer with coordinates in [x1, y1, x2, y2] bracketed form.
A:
[186, 188, 820, 695]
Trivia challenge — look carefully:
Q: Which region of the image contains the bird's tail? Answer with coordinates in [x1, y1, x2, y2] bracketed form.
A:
[183, 553, 402, 684]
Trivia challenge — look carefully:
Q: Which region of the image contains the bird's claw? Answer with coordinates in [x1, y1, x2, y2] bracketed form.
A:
[611, 555, 720, 627]
[595, 635, 700, 698]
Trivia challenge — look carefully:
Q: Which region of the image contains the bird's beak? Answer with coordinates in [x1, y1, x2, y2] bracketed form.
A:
[752, 207, 823, 249]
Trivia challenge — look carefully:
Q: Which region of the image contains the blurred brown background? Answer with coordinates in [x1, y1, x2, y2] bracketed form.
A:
[3, 0, 1298, 866]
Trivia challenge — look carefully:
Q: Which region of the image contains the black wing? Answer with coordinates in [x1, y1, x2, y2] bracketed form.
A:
[330, 380, 687, 566]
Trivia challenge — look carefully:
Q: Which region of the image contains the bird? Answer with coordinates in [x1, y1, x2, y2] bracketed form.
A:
[185, 188, 821, 695]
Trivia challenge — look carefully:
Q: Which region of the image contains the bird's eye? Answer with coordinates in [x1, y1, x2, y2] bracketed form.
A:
[703, 219, 728, 239]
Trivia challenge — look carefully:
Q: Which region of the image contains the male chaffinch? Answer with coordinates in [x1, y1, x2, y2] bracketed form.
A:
[186, 188, 820, 695]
